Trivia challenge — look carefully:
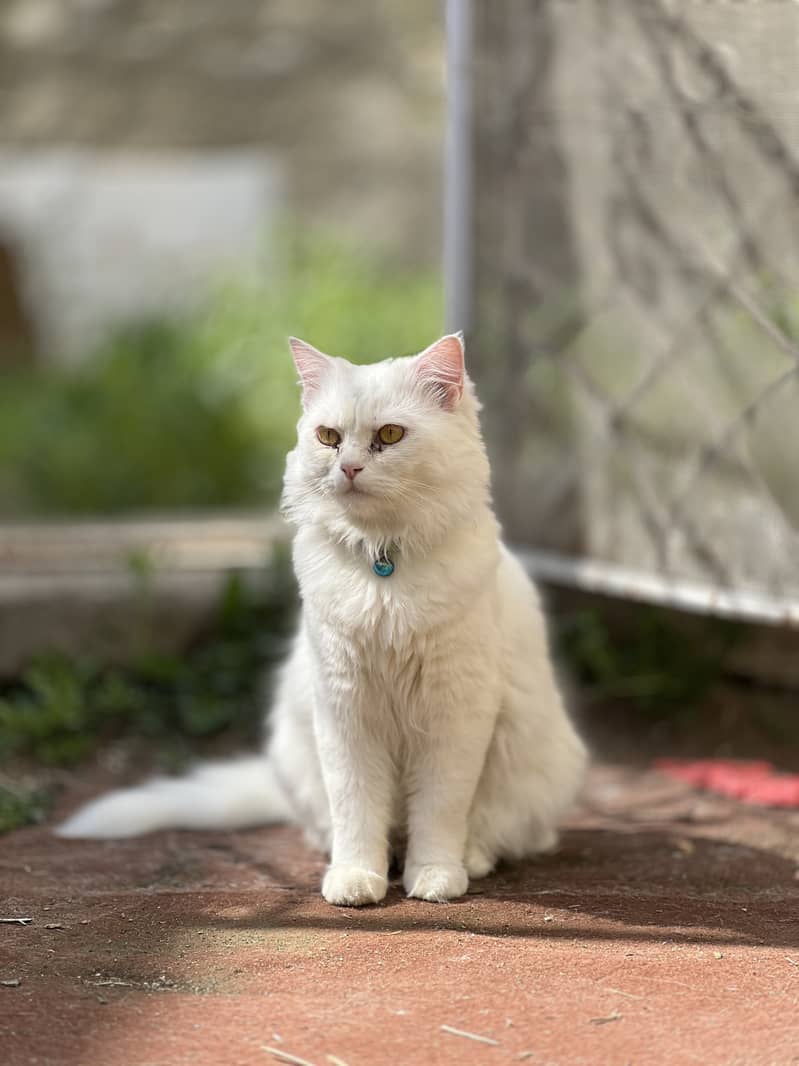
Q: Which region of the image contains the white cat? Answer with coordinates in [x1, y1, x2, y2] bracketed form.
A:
[58, 333, 587, 906]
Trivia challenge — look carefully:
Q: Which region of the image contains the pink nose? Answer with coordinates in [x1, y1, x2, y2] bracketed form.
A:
[341, 463, 364, 481]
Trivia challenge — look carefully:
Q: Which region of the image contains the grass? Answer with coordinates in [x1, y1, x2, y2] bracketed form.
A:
[0, 781, 53, 833]
[0, 231, 443, 515]
[555, 600, 743, 715]
[0, 559, 297, 832]
[0, 559, 297, 780]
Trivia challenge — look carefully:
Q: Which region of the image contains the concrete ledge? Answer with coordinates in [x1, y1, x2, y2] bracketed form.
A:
[0, 514, 289, 675]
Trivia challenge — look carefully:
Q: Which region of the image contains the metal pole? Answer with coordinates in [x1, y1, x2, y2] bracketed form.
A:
[444, 0, 473, 336]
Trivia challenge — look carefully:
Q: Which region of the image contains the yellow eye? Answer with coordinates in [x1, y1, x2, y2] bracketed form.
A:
[377, 424, 405, 446]
[316, 426, 341, 447]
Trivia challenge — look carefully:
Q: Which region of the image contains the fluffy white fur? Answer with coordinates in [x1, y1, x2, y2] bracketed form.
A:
[58, 333, 588, 907]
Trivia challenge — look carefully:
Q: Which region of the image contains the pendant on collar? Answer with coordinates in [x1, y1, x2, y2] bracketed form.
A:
[373, 552, 395, 578]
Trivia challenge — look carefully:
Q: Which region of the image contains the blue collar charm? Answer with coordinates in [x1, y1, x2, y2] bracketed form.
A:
[373, 552, 395, 578]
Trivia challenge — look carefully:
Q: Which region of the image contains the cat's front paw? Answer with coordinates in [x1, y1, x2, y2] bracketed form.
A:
[322, 864, 388, 907]
[404, 862, 468, 902]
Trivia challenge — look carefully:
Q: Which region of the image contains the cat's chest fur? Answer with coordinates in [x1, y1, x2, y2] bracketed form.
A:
[293, 519, 500, 649]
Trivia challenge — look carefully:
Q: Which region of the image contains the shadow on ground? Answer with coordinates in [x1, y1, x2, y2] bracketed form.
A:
[180, 825, 799, 950]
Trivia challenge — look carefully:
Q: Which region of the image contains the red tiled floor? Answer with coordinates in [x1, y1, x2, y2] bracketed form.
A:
[2, 766, 798, 1066]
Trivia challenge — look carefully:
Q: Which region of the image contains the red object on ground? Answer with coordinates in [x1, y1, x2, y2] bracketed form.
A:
[655, 757, 799, 807]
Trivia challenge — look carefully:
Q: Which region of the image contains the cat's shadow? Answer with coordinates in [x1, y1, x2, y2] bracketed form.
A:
[187, 826, 799, 950]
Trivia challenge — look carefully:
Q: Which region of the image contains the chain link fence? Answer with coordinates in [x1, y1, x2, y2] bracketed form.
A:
[459, 0, 799, 621]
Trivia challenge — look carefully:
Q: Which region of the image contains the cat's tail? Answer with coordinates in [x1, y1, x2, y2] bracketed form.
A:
[55, 756, 292, 839]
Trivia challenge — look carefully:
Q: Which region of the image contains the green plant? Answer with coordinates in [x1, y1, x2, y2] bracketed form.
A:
[0, 564, 297, 772]
[556, 603, 742, 714]
[0, 231, 442, 515]
[0, 783, 52, 833]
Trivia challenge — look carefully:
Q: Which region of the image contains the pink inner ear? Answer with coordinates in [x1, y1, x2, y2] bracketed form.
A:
[415, 334, 465, 410]
[288, 337, 332, 405]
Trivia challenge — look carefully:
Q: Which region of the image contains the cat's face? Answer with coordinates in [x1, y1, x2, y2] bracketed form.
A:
[281, 335, 490, 548]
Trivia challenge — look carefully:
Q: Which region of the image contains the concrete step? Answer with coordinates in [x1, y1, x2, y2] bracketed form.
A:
[0, 514, 288, 675]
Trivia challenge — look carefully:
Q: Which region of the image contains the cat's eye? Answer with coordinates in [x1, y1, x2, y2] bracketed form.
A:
[316, 426, 341, 448]
[377, 424, 405, 446]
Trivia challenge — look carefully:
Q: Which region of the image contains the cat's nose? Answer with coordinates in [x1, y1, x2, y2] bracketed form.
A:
[341, 463, 364, 481]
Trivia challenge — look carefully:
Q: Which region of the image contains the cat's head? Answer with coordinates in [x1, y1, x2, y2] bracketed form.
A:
[280, 334, 491, 552]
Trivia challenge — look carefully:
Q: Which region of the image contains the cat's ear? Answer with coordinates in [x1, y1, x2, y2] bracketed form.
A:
[289, 337, 333, 407]
[415, 332, 465, 410]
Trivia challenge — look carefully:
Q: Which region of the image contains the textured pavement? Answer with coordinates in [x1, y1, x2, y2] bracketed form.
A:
[3, 765, 799, 1066]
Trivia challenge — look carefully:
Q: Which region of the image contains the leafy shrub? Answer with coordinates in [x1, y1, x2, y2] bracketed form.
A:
[556, 603, 742, 714]
[0, 565, 297, 770]
[0, 783, 52, 833]
[0, 233, 442, 515]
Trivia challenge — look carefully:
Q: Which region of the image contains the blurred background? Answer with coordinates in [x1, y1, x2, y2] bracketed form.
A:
[3, 0, 799, 829]
[0, 0, 444, 518]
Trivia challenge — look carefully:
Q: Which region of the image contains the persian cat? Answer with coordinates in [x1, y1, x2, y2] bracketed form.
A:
[59, 333, 587, 907]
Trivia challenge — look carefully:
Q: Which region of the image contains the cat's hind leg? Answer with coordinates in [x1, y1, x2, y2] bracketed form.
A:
[463, 839, 496, 880]
[467, 692, 586, 875]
